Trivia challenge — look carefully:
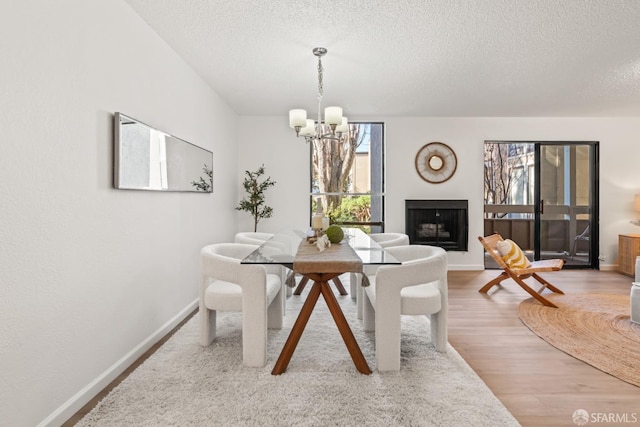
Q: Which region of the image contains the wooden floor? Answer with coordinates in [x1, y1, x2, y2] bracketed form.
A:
[66, 269, 639, 426]
[448, 269, 640, 427]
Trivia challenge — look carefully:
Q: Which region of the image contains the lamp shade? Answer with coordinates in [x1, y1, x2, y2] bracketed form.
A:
[635, 194, 640, 213]
[299, 119, 315, 136]
[335, 117, 348, 133]
[324, 106, 342, 125]
[289, 109, 307, 128]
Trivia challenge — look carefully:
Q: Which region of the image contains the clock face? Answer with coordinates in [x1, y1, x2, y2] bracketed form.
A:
[415, 142, 457, 183]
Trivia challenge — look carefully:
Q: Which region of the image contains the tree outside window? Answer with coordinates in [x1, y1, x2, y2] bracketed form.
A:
[310, 123, 385, 233]
[484, 142, 534, 219]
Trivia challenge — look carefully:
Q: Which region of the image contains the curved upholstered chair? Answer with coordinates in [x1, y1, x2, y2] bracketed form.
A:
[234, 231, 275, 246]
[234, 231, 294, 301]
[353, 233, 410, 319]
[200, 243, 283, 367]
[362, 245, 448, 371]
[369, 233, 410, 248]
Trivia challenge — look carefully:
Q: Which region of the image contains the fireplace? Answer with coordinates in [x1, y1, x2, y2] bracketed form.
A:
[405, 200, 469, 251]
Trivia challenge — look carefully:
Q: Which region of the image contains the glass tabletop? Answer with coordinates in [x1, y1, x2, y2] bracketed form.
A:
[241, 227, 401, 265]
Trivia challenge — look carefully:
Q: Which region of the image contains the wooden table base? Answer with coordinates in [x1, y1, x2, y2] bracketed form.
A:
[293, 275, 348, 296]
[272, 272, 371, 375]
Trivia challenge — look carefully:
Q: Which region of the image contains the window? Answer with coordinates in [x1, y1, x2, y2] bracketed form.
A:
[310, 122, 385, 233]
[484, 142, 534, 219]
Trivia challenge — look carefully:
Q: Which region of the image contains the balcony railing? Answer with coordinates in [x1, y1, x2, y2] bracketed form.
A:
[484, 204, 590, 252]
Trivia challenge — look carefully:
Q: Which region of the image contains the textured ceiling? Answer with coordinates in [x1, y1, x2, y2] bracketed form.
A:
[123, 0, 640, 117]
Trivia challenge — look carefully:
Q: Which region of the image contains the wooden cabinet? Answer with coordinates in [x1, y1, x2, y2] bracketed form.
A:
[618, 234, 640, 277]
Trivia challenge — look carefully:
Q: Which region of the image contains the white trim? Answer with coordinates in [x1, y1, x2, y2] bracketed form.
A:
[455, 264, 613, 272]
[37, 299, 199, 427]
[448, 264, 485, 271]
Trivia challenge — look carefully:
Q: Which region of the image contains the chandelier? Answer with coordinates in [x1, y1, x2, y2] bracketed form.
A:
[289, 47, 348, 143]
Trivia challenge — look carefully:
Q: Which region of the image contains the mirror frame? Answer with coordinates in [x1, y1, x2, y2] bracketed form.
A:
[114, 112, 213, 193]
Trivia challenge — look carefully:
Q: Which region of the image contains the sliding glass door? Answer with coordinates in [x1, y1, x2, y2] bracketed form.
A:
[484, 141, 598, 269]
[535, 143, 598, 268]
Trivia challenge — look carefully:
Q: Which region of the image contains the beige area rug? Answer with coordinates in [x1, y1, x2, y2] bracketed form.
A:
[77, 282, 520, 426]
[518, 292, 640, 387]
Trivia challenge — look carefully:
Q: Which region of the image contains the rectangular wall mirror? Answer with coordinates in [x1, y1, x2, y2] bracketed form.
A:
[114, 112, 213, 192]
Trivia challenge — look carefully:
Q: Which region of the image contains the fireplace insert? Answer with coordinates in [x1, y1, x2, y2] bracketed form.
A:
[405, 200, 468, 251]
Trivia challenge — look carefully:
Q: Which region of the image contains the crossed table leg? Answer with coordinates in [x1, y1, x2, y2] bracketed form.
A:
[293, 275, 348, 296]
[272, 272, 371, 375]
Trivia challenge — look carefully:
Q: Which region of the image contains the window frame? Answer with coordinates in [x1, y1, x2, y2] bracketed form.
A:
[308, 121, 386, 232]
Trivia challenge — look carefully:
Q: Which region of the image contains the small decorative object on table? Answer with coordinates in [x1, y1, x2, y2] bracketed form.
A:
[315, 234, 331, 252]
[311, 213, 324, 236]
[309, 197, 328, 242]
[325, 225, 345, 244]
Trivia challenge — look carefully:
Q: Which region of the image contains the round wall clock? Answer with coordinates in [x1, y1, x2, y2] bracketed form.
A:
[415, 142, 457, 184]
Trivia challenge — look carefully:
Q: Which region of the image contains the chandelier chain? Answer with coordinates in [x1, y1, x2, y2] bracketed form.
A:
[290, 47, 344, 144]
[316, 55, 324, 136]
[317, 56, 324, 100]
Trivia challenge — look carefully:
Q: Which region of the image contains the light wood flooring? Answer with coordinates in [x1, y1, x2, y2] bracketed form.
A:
[66, 269, 639, 426]
[448, 269, 640, 427]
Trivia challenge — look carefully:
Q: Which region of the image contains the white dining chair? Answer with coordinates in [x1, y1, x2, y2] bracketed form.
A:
[362, 245, 448, 371]
[234, 231, 293, 302]
[200, 243, 283, 367]
[352, 233, 410, 320]
[234, 231, 275, 245]
[369, 232, 411, 248]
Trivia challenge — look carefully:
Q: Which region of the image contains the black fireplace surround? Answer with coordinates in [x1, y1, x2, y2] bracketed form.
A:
[405, 199, 469, 251]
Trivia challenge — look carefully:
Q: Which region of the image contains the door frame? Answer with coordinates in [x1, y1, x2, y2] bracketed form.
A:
[484, 140, 599, 269]
[533, 141, 599, 269]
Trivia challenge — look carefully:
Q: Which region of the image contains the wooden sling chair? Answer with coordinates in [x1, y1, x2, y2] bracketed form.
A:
[478, 233, 565, 308]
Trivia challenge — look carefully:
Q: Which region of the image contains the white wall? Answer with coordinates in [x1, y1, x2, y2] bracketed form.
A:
[0, 1, 238, 426]
[237, 116, 640, 269]
[2, 2, 639, 425]
[235, 117, 311, 233]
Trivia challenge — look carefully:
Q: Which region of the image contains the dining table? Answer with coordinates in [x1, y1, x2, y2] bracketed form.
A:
[241, 228, 401, 375]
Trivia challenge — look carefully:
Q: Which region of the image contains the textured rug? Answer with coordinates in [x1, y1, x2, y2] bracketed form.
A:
[518, 292, 640, 388]
[77, 284, 519, 426]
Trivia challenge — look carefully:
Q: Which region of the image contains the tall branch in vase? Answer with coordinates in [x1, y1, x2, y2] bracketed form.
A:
[236, 164, 276, 232]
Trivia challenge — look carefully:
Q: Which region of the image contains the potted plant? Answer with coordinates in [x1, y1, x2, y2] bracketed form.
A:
[236, 164, 276, 232]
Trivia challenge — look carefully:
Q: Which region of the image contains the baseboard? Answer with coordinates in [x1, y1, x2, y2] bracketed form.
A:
[440, 264, 618, 272]
[449, 264, 485, 271]
[38, 299, 199, 427]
